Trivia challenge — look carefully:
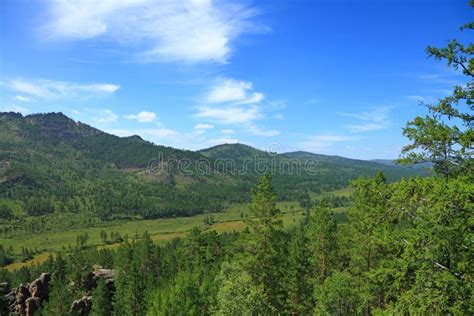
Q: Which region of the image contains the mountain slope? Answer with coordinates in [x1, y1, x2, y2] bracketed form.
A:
[0, 112, 427, 221]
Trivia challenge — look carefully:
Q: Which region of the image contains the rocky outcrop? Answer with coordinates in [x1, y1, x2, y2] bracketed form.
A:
[92, 266, 115, 291]
[3, 272, 51, 316]
[30, 273, 51, 300]
[14, 284, 31, 315]
[25, 297, 41, 316]
[3, 267, 114, 316]
[70, 295, 92, 316]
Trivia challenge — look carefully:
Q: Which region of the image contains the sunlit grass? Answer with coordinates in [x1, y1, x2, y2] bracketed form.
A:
[2, 190, 345, 271]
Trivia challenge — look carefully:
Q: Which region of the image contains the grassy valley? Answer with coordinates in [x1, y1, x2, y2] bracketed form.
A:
[0, 112, 424, 254]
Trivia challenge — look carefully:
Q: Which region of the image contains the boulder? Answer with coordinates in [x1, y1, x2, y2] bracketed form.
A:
[25, 296, 41, 316]
[29, 272, 51, 300]
[70, 295, 92, 316]
[92, 266, 115, 291]
[93, 268, 115, 282]
[14, 284, 31, 314]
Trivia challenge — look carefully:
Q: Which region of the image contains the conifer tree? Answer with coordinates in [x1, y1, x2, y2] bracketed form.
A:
[399, 15, 473, 179]
[307, 202, 338, 285]
[287, 224, 313, 314]
[91, 278, 113, 316]
[241, 173, 289, 312]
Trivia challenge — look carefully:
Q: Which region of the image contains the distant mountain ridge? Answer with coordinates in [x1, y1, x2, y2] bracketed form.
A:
[0, 112, 428, 220]
[371, 159, 433, 170]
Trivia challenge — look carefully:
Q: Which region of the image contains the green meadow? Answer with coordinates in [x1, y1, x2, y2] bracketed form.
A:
[1, 200, 314, 271]
[1, 189, 353, 271]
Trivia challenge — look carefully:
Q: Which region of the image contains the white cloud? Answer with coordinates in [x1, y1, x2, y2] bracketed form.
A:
[235, 92, 264, 105]
[0, 105, 30, 115]
[44, 0, 261, 64]
[207, 78, 264, 104]
[406, 95, 425, 102]
[13, 95, 31, 102]
[418, 73, 461, 85]
[306, 135, 354, 142]
[92, 109, 118, 123]
[105, 127, 195, 149]
[346, 123, 387, 132]
[221, 129, 235, 134]
[105, 128, 136, 137]
[298, 135, 354, 153]
[9, 78, 120, 99]
[338, 106, 391, 133]
[245, 124, 279, 137]
[208, 138, 239, 145]
[106, 127, 176, 138]
[196, 77, 278, 137]
[195, 105, 261, 125]
[138, 128, 177, 138]
[194, 123, 214, 130]
[124, 111, 157, 123]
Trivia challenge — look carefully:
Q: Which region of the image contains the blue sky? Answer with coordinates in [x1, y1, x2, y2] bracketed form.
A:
[0, 0, 471, 159]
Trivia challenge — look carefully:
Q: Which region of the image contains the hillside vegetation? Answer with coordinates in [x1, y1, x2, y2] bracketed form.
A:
[0, 111, 424, 225]
[0, 12, 473, 315]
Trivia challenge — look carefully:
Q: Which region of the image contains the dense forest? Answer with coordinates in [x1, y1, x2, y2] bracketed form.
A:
[0, 170, 471, 315]
[0, 112, 423, 236]
[0, 6, 473, 316]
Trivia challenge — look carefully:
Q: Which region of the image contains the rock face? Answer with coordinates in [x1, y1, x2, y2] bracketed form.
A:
[14, 284, 31, 315]
[70, 295, 92, 316]
[3, 267, 115, 316]
[29, 273, 51, 300]
[25, 297, 41, 316]
[92, 266, 115, 291]
[3, 272, 51, 316]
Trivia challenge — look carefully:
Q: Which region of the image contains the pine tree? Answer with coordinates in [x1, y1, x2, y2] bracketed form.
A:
[241, 174, 289, 312]
[399, 14, 473, 179]
[40, 254, 71, 316]
[91, 278, 112, 316]
[214, 262, 272, 315]
[307, 202, 338, 284]
[287, 224, 313, 314]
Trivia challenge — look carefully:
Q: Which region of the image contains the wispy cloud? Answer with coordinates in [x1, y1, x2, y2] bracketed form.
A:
[338, 106, 391, 133]
[245, 124, 280, 137]
[44, 0, 262, 64]
[138, 128, 177, 138]
[418, 73, 461, 85]
[0, 105, 30, 115]
[8, 78, 119, 99]
[106, 128, 176, 139]
[298, 134, 354, 153]
[208, 137, 239, 145]
[221, 129, 236, 134]
[405, 95, 425, 102]
[207, 78, 264, 104]
[195, 105, 262, 125]
[124, 111, 157, 123]
[106, 127, 212, 150]
[194, 123, 214, 130]
[92, 109, 118, 123]
[13, 95, 31, 102]
[405, 95, 441, 104]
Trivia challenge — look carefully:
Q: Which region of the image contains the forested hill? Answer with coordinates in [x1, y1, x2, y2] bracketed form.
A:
[0, 112, 427, 220]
